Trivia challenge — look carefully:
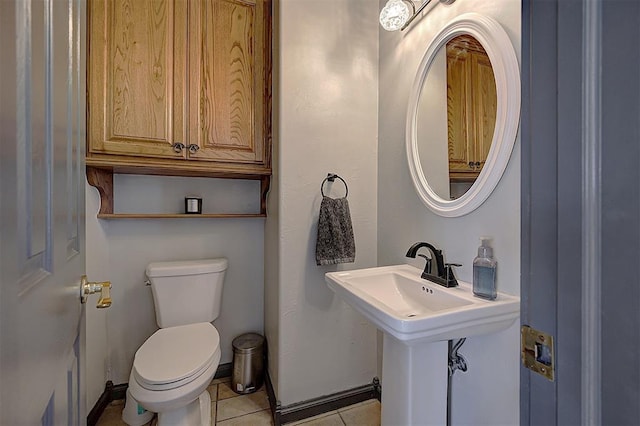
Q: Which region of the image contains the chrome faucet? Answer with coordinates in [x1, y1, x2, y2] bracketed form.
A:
[406, 242, 460, 288]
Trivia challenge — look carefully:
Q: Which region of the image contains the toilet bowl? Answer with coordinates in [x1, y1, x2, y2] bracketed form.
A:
[123, 259, 228, 426]
[127, 323, 220, 424]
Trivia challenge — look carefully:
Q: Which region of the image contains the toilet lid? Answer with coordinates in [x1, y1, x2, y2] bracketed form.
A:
[133, 323, 219, 389]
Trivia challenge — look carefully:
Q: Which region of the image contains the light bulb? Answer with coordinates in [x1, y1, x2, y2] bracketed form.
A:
[379, 0, 414, 32]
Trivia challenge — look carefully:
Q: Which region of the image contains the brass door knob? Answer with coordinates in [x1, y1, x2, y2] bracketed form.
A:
[80, 275, 112, 308]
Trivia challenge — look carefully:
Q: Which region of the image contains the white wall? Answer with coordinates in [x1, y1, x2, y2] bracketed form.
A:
[85, 174, 265, 393]
[85, 184, 110, 410]
[378, 0, 521, 424]
[418, 48, 449, 199]
[266, 0, 380, 407]
[263, 0, 281, 398]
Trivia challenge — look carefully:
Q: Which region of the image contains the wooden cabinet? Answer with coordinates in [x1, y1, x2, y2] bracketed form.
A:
[188, 0, 268, 165]
[446, 35, 496, 181]
[87, 0, 271, 217]
[88, 0, 188, 160]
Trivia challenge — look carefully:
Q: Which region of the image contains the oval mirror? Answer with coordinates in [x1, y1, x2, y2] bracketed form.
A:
[406, 13, 520, 217]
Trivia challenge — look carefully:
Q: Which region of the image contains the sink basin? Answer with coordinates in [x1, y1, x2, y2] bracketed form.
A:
[326, 264, 519, 344]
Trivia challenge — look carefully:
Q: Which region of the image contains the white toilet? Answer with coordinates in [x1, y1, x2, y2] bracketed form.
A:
[123, 258, 228, 426]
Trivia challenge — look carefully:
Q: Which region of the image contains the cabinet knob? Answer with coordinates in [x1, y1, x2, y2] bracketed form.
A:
[188, 144, 200, 154]
[468, 161, 474, 168]
[172, 142, 185, 153]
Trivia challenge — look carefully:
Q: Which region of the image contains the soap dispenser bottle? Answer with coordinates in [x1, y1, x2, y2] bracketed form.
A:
[473, 237, 497, 300]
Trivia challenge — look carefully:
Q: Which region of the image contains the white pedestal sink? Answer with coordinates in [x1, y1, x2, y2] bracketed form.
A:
[325, 265, 519, 425]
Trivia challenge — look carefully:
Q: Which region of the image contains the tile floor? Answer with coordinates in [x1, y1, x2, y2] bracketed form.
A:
[96, 376, 381, 426]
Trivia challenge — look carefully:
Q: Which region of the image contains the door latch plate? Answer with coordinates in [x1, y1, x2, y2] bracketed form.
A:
[521, 325, 554, 381]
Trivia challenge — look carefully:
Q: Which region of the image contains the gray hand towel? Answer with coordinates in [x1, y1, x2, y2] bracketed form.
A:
[315, 196, 355, 266]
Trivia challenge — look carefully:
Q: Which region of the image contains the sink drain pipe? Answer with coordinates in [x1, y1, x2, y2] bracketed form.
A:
[447, 338, 468, 426]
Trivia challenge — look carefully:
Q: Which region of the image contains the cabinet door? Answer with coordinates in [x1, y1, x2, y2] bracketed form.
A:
[88, 0, 188, 159]
[471, 52, 497, 171]
[446, 48, 476, 175]
[446, 36, 496, 179]
[188, 0, 269, 165]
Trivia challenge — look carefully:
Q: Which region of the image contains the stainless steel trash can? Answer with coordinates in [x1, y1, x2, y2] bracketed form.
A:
[231, 333, 265, 394]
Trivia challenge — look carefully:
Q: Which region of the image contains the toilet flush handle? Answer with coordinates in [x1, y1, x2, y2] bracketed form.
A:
[80, 275, 112, 308]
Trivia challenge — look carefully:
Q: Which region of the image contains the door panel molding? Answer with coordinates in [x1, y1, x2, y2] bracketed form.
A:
[581, 0, 602, 424]
[16, 0, 54, 292]
[521, 0, 561, 424]
[66, 0, 81, 259]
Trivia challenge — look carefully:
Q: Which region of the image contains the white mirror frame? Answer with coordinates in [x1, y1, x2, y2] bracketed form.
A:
[406, 13, 521, 217]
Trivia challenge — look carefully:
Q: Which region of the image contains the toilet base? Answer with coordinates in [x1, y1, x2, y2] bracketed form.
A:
[157, 390, 211, 426]
[122, 389, 154, 426]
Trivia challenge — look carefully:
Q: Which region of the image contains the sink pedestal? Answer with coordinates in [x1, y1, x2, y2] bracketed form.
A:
[325, 265, 520, 425]
[381, 335, 448, 425]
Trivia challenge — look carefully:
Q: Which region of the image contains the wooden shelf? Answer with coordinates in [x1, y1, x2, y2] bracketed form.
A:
[86, 166, 270, 218]
[85, 156, 271, 180]
[97, 213, 266, 219]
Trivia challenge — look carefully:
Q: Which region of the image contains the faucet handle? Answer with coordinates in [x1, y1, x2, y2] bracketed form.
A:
[444, 263, 462, 287]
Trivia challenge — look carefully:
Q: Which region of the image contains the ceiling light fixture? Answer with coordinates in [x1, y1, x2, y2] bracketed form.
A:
[379, 0, 456, 32]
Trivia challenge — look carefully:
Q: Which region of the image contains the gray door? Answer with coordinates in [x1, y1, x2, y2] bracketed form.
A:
[521, 0, 640, 424]
[0, 0, 87, 424]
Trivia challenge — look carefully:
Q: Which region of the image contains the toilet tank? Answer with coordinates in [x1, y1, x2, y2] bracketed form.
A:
[146, 258, 228, 328]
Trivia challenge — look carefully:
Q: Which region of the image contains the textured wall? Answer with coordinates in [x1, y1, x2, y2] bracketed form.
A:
[378, 0, 521, 424]
[85, 184, 110, 409]
[268, 0, 380, 406]
[263, 0, 281, 399]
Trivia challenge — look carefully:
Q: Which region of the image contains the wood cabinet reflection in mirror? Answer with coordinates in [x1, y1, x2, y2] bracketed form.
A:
[446, 34, 497, 186]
